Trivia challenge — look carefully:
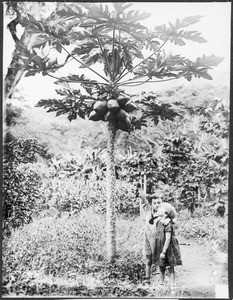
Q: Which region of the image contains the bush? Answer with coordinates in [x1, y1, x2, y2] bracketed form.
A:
[95, 180, 140, 217]
[37, 171, 139, 218]
[3, 138, 48, 235]
[5, 103, 25, 126]
[178, 214, 227, 247]
[3, 164, 42, 236]
[37, 172, 106, 215]
[3, 211, 147, 296]
[3, 208, 106, 293]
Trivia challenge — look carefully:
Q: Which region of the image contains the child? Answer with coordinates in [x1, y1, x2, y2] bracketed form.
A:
[143, 193, 182, 289]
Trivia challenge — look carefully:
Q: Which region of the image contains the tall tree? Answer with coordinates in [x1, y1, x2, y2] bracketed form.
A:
[4, 2, 59, 99]
[5, 2, 223, 263]
[5, 2, 42, 99]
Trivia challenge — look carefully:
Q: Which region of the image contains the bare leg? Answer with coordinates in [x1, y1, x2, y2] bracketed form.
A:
[170, 266, 176, 287]
[145, 255, 152, 281]
[159, 265, 166, 284]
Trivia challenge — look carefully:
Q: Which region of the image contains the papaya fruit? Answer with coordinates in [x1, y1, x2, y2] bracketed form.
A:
[116, 108, 129, 121]
[93, 100, 108, 114]
[89, 110, 102, 121]
[104, 111, 117, 122]
[125, 116, 131, 127]
[107, 99, 119, 112]
[124, 101, 137, 113]
[117, 96, 129, 107]
[118, 117, 131, 132]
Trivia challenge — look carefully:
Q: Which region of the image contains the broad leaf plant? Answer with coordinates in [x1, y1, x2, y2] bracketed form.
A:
[9, 2, 224, 263]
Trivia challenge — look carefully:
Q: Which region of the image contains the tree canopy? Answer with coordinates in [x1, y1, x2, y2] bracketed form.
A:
[5, 2, 224, 130]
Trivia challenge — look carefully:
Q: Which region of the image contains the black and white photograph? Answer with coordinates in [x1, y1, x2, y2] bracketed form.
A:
[2, 1, 230, 298]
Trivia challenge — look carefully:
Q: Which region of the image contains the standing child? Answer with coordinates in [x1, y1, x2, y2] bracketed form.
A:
[143, 193, 182, 289]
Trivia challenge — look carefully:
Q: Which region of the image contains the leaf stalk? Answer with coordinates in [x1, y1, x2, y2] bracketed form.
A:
[118, 72, 188, 87]
[94, 26, 112, 79]
[112, 22, 116, 81]
[46, 73, 106, 85]
[116, 37, 169, 84]
[60, 42, 109, 83]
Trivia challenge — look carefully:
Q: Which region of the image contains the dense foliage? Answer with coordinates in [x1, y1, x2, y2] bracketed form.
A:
[3, 85, 229, 229]
[3, 2, 228, 296]
[3, 86, 228, 297]
[3, 137, 47, 235]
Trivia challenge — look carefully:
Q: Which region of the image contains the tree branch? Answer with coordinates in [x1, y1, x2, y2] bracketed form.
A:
[7, 2, 21, 43]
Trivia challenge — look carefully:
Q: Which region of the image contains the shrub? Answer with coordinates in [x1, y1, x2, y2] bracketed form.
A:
[3, 212, 148, 296]
[3, 138, 48, 235]
[37, 172, 106, 215]
[3, 164, 42, 236]
[96, 180, 140, 217]
[37, 172, 139, 218]
[5, 103, 25, 126]
[3, 208, 106, 294]
[178, 214, 227, 247]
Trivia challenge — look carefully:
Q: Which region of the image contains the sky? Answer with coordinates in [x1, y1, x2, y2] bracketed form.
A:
[3, 2, 231, 105]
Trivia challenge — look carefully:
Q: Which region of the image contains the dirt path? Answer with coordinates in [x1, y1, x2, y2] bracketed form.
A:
[73, 237, 228, 298]
[154, 236, 228, 298]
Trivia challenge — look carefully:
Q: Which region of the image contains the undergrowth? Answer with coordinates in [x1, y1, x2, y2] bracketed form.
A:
[3, 209, 148, 296]
[178, 213, 228, 252]
[3, 208, 228, 296]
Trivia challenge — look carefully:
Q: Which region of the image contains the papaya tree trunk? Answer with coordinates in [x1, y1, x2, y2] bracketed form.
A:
[142, 174, 147, 215]
[197, 183, 201, 216]
[106, 121, 117, 263]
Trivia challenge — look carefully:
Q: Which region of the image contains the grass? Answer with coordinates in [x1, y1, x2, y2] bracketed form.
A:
[3, 209, 147, 296]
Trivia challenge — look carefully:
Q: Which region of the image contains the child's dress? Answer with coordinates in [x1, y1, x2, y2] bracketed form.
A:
[143, 212, 182, 266]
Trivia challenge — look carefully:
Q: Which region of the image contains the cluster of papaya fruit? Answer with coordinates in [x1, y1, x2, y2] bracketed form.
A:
[89, 96, 137, 132]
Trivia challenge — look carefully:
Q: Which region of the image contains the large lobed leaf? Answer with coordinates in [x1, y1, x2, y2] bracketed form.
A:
[194, 55, 225, 68]
[182, 55, 224, 81]
[133, 52, 186, 79]
[174, 15, 204, 29]
[139, 94, 180, 125]
[154, 15, 207, 45]
[14, 43, 61, 76]
[14, 2, 224, 122]
[35, 88, 94, 121]
[132, 51, 224, 82]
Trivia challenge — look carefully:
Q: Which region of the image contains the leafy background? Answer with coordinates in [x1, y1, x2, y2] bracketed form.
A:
[3, 2, 230, 298]
[3, 83, 229, 297]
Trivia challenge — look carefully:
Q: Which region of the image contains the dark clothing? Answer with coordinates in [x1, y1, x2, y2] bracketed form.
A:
[143, 214, 182, 266]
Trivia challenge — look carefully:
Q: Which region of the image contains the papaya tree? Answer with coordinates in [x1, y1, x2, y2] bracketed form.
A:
[5, 2, 224, 263]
